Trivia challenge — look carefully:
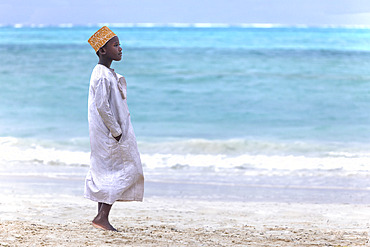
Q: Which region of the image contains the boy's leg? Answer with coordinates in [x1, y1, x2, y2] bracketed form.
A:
[92, 203, 117, 231]
[98, 202, 102, 213]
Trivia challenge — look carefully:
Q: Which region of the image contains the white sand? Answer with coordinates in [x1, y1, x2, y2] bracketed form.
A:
[0, 194, 369, 246]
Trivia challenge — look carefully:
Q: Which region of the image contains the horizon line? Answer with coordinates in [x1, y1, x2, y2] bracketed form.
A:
[2, 22, 370, 29]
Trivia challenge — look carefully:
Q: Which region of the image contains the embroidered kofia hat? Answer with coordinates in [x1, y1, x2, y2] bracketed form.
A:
[88, 26, 117, 52]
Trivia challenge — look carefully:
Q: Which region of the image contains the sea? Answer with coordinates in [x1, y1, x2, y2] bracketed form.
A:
[1, 24, 370, 203]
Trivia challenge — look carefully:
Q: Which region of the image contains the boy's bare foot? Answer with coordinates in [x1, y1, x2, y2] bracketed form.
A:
[92, 218, 118, 231]
[92, 202, 117, 231]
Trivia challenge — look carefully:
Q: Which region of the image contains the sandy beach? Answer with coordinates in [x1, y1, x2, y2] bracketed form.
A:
[0, 193, 369, 247]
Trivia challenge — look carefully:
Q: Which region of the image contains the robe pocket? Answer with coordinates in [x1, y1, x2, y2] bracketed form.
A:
[108, 134, 131, 165]
[108, 132, 123, 146]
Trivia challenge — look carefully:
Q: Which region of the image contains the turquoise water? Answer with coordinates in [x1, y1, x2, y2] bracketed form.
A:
[1, 26, 370, 202]
[1, 27, 370, 142]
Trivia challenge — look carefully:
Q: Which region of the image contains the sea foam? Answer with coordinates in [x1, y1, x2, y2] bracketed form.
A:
[1, 137, 369, 178]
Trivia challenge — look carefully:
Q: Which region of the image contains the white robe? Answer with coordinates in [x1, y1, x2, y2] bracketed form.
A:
[84, 64, 144, 204]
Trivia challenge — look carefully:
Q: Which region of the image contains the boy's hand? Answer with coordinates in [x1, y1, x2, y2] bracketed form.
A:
[114, 134, 122, 142]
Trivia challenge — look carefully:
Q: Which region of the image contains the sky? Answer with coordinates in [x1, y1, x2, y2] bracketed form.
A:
[1, 0, 370, 26]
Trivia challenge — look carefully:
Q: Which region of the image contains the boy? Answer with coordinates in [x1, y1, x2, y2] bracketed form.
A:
[85, 26, 144, 231]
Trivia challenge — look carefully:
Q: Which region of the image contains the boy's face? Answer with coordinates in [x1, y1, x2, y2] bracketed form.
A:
[101, 36, 122, 61]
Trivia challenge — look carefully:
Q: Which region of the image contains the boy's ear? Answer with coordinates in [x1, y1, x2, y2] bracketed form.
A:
[100, 47, 106, 55]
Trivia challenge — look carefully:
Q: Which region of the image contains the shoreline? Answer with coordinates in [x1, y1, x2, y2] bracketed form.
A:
[2, 172, 370, 204]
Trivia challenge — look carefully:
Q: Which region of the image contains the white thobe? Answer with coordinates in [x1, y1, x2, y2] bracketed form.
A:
[84, 64, 144, 204]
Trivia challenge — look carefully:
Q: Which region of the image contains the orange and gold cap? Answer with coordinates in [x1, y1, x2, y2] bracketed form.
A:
[88, 26, 117, 52]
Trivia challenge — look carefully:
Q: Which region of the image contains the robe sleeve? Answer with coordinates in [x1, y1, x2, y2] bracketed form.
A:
[95, 78, 122, 137]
